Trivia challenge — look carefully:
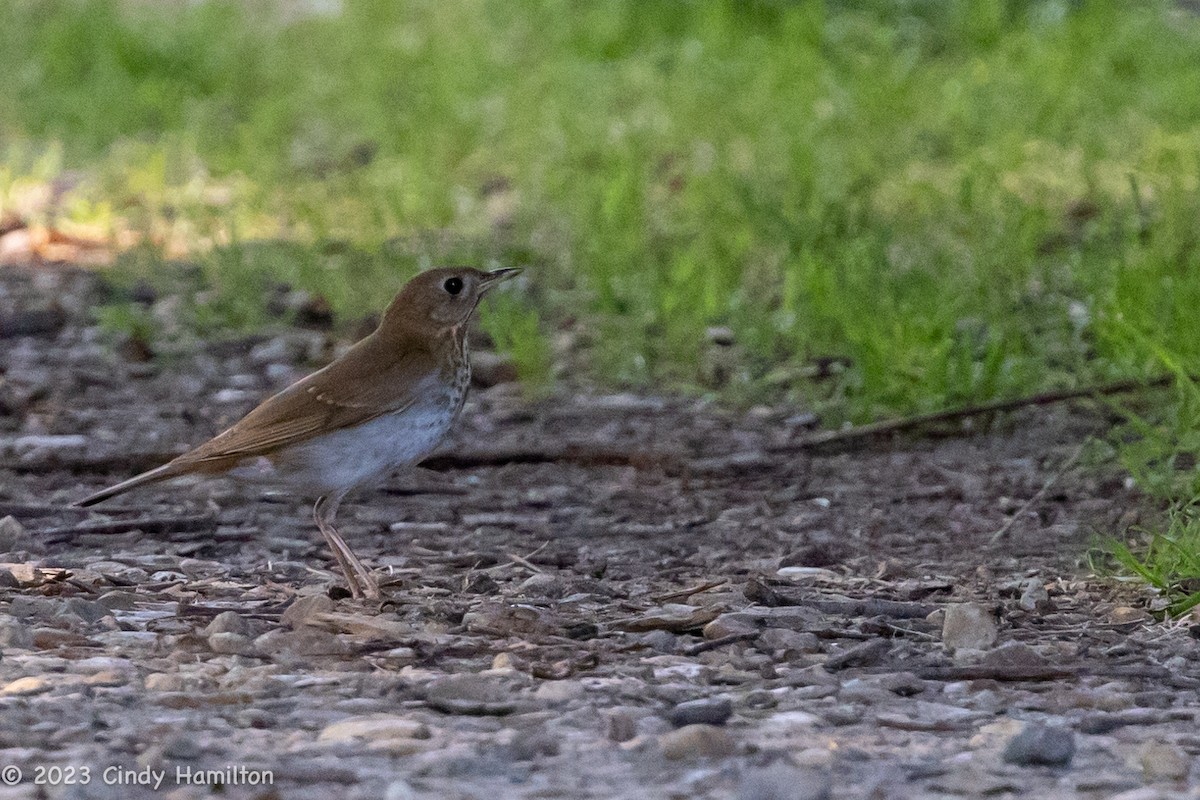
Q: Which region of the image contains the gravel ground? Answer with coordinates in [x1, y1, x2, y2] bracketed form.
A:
[1, 265, 1199, 800]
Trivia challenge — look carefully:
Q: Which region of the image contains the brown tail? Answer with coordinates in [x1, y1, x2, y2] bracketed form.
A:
[73, 463, 183, 507]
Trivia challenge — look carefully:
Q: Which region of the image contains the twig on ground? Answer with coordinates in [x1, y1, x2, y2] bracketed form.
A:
[39, 514, 218, 542]
[15, 444, 685, 476]
[745, 578, 938, 619]
[422, 445, 685, 472]
[653, 579, 729, 604]
[484, 540, 551, 574]
[12, 452, 179, 475]
[504, 551, 544, 574]
[989, 442, 1087, 545]
[683, 631, 758, 655]
[770, 375, 1176, 454]
[823, 638, 891, 670]
[380, 485, 471, 497]
[913, 662, 1174, 682]
[0, 503, 96, 518]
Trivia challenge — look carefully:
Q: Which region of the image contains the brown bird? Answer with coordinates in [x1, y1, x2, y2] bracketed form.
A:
[75, 267, 521, 600]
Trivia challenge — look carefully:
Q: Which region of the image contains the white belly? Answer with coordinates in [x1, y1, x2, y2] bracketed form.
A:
[258, 403, 456, 495]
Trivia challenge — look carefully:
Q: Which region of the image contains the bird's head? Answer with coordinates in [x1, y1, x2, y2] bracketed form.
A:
[382, 267, 521, 336]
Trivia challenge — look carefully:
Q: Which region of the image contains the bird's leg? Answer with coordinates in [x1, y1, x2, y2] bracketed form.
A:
[313, 494, 380, 600]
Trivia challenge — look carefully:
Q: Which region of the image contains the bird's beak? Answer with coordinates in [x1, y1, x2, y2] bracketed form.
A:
[480, 268, 522, 292]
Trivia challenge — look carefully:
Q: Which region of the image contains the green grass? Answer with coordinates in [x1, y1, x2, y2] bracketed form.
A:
[2, 0, 1200, 418]
[1101, 500, 1200, 617]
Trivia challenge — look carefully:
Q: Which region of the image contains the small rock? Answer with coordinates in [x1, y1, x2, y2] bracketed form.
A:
[0, 618, 32, 648]
[1138, 741, 1190, 781]
[281, 594, 335, 628]
[822, 706, 864, 726]
[781, 666, 839, 688]
[667, 697, 732, 727]
[761, 710, 821, 733]
[638, 629, 677, 653]
[507, 727, 560, 760]
[980, 641, 1048, 670]
[757, 628, 821, 654]
[835, 680, 892, 705]
[463, 602, 558, 637]
[942, 603, 999, 652]
[658, 724, 736, 760]
[208, 632, 254, 656]
[255, 627, 348, 657]
[518, 572, 565, 597]
[94, 591, 140, 611]
[532, 680, 584, 706]
[877, 671, 926, 696]
[145, 673, 186, 692]
[1110, 606, 1152, 625]
[11, 434, 87, 455]
[310, 611, 412, 639]
[55, 597, 108, 624]
[1018, 579, 1051, 612]
[739, 763, 832, 800]
[33, 627, 96, 648]
[0, 676, 53, 696]
[84, 670, 128, 687]
[162, 736, 202, 760]
[1002, 723, 1075, 766]
[234, 707, 277, 729]
[703, 614, 758, 640]
[204, 611, 249, 636]
[969, 718, 1024, 748]
[249, 336, 299, 365]
[608, 711, 638, 743]
[876, 701, 977, 732]
[0, 516, 29, 550]
[424, 674, 525, 716]
[318, 715, 431, 743]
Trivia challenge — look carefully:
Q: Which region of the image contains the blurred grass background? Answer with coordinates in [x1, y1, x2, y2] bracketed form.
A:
[2, 0, 1199, 414]
[7, 1, 1200, 537]
[6, 0, 1200, 603]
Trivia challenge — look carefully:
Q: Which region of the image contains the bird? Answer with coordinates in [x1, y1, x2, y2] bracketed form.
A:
[75, 266, 522, 600]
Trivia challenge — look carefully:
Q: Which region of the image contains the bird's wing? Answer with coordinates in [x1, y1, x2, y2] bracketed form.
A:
[172, 334, 442, 472]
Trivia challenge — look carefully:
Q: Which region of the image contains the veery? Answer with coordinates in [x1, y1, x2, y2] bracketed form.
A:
[75, 266, 521, 599]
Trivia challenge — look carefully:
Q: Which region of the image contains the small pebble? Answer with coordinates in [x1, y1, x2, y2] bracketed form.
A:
[1138, 741, 1190, 782]
[1002, 723, 1075, 766]
[667, 697, 732, 727]
[942, 603, 999, 652]
[658, 724, 736, 760]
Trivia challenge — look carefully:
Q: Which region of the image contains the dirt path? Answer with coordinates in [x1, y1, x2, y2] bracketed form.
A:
[0, 266, 1197, 800]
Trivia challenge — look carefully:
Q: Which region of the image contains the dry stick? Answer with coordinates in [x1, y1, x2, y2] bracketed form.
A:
[422, 445, 685, 472]
[914, 662, 1172, 682]
[745, 578, 938, 619]
[823, 638, 891, 671]
[653, 579, 730, 604]
[683, 631, 759, 656]
[16, 444, 684, 477]
[770, 374, 1176, 454]
[483, 540, 551, 574]
[988, 442, 1087, 545]
[40, 514, 217, 542]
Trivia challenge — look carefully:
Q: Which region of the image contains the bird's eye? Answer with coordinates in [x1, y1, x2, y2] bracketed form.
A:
[443, 277, 464, 296]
